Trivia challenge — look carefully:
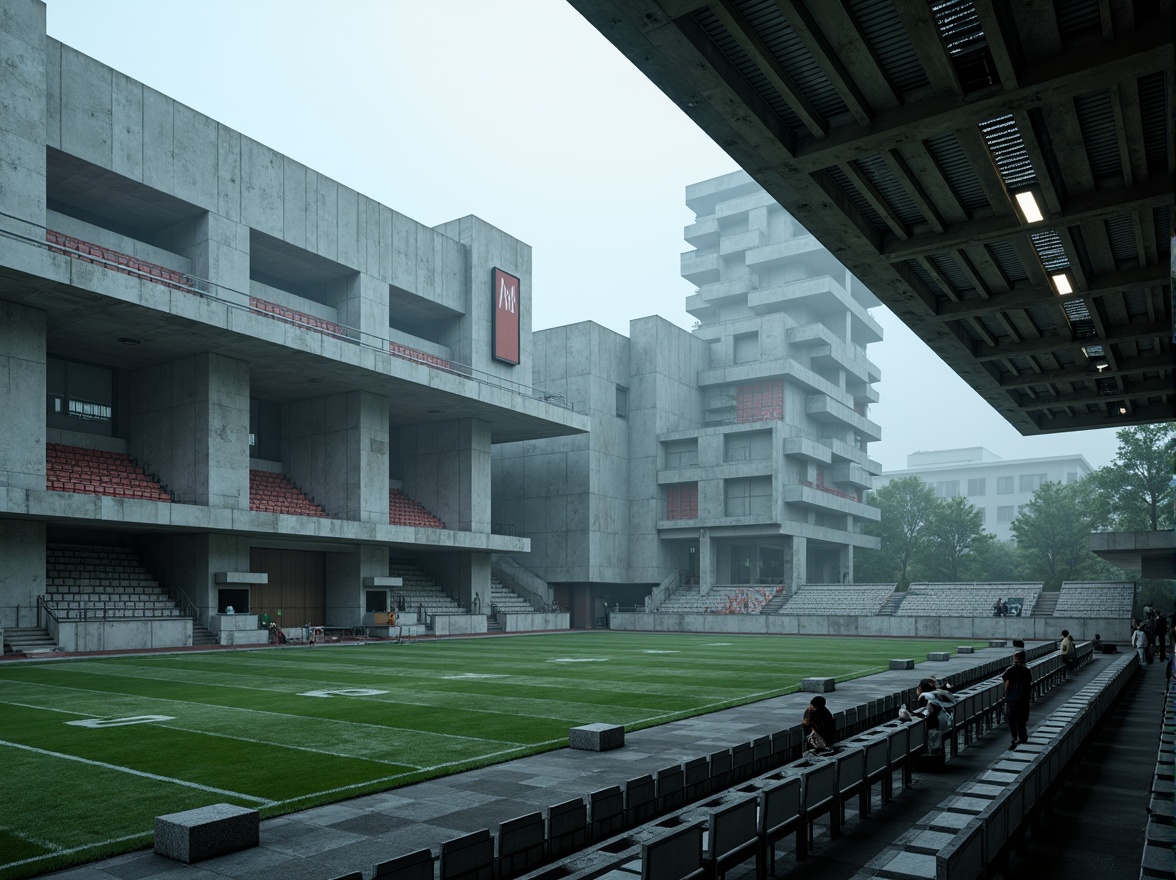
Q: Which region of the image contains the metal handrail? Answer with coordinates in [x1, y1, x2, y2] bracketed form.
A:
[645, 569, 680, 613]
[4, 216, 571, 411]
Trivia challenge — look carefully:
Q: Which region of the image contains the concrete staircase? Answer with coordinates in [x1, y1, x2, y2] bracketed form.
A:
[4, 627, 57, 653]
[878, 593, 906, 615]
[759, 590, 791, 614]
[1032, 591, 1060, 617]
[191, 620, 217, 647]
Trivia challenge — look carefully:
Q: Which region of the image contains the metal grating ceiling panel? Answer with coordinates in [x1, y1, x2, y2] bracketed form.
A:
[824, 165, 889, 234]
[903, 259, 948, 302]
[1029, 229, 1069, 272]
[846, 0, 929, 95]
[734, 0, 850, 123]
[929, 253, 974, 293]
[977, 312, 1008, 342]
[932, 0, 987, 56]
[692, 7, 805, 133]
[1074, 90, 1123, 181]
[1054, 0, 1103, 38]
[986, 239, 1028, 282]
[923, 133, 990, 213]
[1154, 206, 1171, 256]
[1026, 303, 1059, 333]
[1124, 288, 1149, 319]
[1104, 214, 1137, 265]
[1138, 72, 1169, 171]
[853, 154, 925, 227]
[979, 115, 1037, 188]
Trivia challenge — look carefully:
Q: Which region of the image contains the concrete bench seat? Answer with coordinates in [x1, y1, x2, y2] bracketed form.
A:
[154, 803, 258, 863]
[570, 722, 625, 751]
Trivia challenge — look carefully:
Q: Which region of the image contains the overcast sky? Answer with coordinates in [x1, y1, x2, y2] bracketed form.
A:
[44, 0, 1126, 472]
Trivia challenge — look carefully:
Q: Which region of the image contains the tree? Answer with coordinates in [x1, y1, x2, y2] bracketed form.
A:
[919, 495, 989, 581]
[964, 537, 1021, 582]
[1092, 423, 1176, 531]
[861, 477, 939, 587]
[1011, 478, 1106, 588]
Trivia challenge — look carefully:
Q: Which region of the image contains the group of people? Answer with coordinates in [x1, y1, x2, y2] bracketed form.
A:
[800, 648, 1037, 763]
[991, 597, 1021, 617]
[1130, 604, 1169, 665]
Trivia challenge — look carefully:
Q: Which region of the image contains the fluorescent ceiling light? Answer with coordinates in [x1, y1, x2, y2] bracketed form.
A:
[1015, 191, 1043, 223]
[1051, 273, 1072, 295]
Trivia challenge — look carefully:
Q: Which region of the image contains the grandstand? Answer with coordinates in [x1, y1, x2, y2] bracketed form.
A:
[657, 585, 782, 614]
[897, 583, 1044, 618]
[778, 583, 896, 616]
[1054, 582, 1136, 620]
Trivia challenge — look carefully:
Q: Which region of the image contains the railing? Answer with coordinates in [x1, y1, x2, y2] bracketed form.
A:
[799, 479, 861, 502]
[38, 600, 177, 621]
[167, 585, 204, 631]
[490, 556, 552, 612]
[645, 569, 681, 613]
[6, 218, 572, 412]
[491, 521, 518, 537]
[35, 595, 60, 630]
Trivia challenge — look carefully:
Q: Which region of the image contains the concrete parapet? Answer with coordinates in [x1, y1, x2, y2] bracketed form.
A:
[569, 723, 624, 752]
[802, 677, 836, 692]
[154, 803, 258, 863]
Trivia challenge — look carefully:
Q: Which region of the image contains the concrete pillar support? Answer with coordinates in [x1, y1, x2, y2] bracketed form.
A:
[169, 213, 250, 306]
[0, 302, 46, 491]
[0, 520, 46, 627]
[325, 545, 388, 627]
[401, 418, 491, 533]
[698, 528, 714, 594]
[338, 272, 389, 348]
[0, 0, 47, 238]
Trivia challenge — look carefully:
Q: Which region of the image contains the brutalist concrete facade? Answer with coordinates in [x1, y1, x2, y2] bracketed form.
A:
[493, 171, 883, 627]
[0, 0, 586, 648]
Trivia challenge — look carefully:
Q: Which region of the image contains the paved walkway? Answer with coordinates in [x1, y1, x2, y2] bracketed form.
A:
[41, 648, 1163, 880]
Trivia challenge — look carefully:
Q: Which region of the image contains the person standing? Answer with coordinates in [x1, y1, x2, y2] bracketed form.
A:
[1132, 623, 1148, 664]
[1002, 650, 1032, 749]
[1060, 629, 1077, 678]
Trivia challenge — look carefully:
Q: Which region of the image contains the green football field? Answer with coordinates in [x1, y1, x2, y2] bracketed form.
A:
[0, 631, 983, 878]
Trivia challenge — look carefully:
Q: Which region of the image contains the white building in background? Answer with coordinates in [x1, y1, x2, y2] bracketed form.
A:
[876, 448, 1094, 541]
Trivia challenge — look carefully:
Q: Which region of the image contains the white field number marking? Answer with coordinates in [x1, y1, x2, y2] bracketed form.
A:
[546, 658, 608, 663]
[66, 715, 175, 728]
[640, 650, 679, 654]
[443, 673, 506, 680]
[299, 688, 389, 698]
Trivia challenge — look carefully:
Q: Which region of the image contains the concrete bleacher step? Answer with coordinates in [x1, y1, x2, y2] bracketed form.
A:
[879, 593, 905, 615]
[1032, 591, 1060, 616]
[45, 544, 183, 622]
[3, 626, 57, 653]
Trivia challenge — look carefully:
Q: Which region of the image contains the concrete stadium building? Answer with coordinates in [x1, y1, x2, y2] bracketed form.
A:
[0, 1, 586, 652]
[876, 447, 1094, 541]
[493, 171, 884, 627]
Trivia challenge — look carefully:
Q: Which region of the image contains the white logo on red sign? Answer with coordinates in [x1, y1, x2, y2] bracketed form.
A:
[498, 276, 517, 314]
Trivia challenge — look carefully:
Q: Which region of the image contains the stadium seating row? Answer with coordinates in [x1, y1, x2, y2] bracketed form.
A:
[779, 584, 896, 616]
[46, 229, 196, 294]
[45, 544, 182, 622]
[46, 444, 172, 502]
[249, 470, 329, 517]
[389, 489, 445, 528]
[248, 296, 346, 337]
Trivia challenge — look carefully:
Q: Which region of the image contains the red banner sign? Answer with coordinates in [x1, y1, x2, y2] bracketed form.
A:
[492, 267, 520, 365]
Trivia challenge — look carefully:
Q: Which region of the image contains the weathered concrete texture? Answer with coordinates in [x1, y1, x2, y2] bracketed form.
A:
[957, 646, 975, 654]
[890, 659, 916, 670]
[0, 0, 46, 237]
[154, 803, 259, 863]
[927, 652, 951, 661]
[0, 302, 46, 491]
[0, 519, 46, 614]
[801, 677, 836, 692]
[569, 723, 625, 752]
[402, 418, 492, 534]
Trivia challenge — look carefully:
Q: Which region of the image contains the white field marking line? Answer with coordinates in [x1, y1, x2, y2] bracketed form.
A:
[0, 823, 61, 853]
[0, 740, 274, 805]
[7, 663, 667, 733]
[271, 738, 569, 808]
[0, 831, 151, 871]
[0, 685, 528, 748]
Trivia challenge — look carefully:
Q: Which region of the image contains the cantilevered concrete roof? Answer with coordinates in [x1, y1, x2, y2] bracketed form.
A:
[570, 0, 1172, 434]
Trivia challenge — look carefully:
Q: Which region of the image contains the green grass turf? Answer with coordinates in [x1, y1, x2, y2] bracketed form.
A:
[0, 631, 985, 878]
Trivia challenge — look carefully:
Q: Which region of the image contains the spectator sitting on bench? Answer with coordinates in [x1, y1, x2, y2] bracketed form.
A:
[915, 678, 956, 769]
[802, 695, 836, 754]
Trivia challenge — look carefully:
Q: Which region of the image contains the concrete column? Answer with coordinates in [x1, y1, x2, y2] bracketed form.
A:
[0, 302, 45, 490]
[786, 535, 807, 594]
[457, 553, 491, 614]
[167, 213, 250, 305]
[401, 418, 491, 533]
[0, 0, 47, 238]
[324, 544, 387, 627]
[284, 390, 390, 522]
[698, 528, 714, 594]
[128, 353, 250, 507]
[338, 272, 388, 348]
[0, 520, 45, 627]
[842, 545, 854, 584]
[138, 533, 250, 627]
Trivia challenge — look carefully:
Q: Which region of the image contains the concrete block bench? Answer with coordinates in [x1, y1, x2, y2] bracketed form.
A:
[570, 722, 625, 751]
[889, 658, 915, 670]
[154, 803, 259, 863]
[926, 651, 951, 661]
[988, 640, 1007, 648]
[801, 677, 836, 692]
[957, 646, 975, 654]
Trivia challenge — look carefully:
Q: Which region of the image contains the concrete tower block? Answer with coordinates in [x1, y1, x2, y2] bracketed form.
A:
[0, 302, 46, 491]
[0, 0, 47, 237]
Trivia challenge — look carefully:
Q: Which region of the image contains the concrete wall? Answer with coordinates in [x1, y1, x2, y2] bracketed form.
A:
[0, 302, 46, 492]
[502, 612, 570, 632]
[139, 533, 252, 626]
[51, 617, 192, 652]
[324, 544, 387, 628]
[127, 353, 250, 507]
[0, 0, 46, 238]
[401, 418, 492, 534]
[607, 612, 1127, 642]
[431, 614, 488, 636]
[284, 391, 390, 522]
[0, 520, 46, 627]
